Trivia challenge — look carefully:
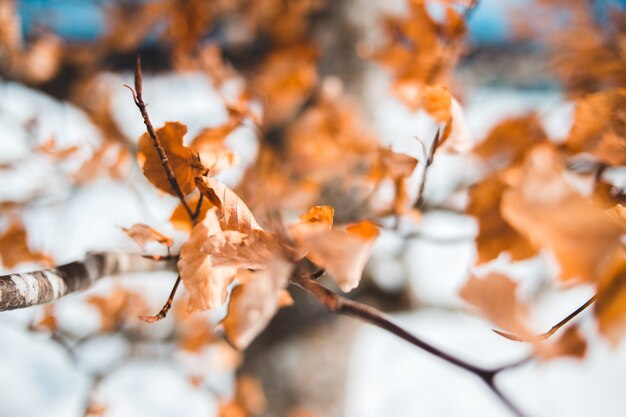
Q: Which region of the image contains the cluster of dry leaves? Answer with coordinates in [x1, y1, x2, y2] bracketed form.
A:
[1, 0, 626, 413]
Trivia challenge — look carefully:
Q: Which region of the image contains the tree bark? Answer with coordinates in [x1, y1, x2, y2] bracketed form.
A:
[0, 252, 177, 311]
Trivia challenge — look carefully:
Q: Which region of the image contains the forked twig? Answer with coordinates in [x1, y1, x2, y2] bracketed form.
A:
[494, 294, 598, 342]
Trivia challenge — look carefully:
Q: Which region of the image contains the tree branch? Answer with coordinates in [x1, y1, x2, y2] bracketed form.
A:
[291, 273, 528, 417]
[0, 253, 177, 311]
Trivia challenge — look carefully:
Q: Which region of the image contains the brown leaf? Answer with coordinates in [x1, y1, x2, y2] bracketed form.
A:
[606, 204, 626, 232]
[460, 274, 534, 339]
[137, 122, 205, 195]
[293, 220, 379, 292]
[190, 121, 240, 174]
[567, 89, 626, 166]
[0, 219, 52, 268]
[196, 176, 262, 233]
[473, 115, 547, 166]
[35, 138, 79, 159]
[88, 286, 147, 332]
[169, 193, 211, 233]
[223, 259, 294, 349]
[253, 45, 318, 127]
[501, 144, 624, 283]
[178, 211, 238, 311]
[595, 264, 626, 346]
[299, 205, 334, 228]
[466, 175, 537, 264]
[73, 141, 130, 184]
[121, 223, 173, 250]
[462, 273, 589, 360]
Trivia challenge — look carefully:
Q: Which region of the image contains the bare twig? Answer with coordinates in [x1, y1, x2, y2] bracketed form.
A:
[139, 276, 182, 323]
[127, 56, 208, 319]
[126, 55, 194, 220]
[415, 129, 440, 209]
[495, 294, 598, 342]
[291, 274, 527, 417]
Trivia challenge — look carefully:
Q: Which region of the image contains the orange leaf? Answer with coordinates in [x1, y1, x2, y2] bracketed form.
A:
[606, 204, 626, 232]
[121, 223, 173, 250]
[299, 205, 334, 228]
[169, 193, 211, 233]
[223, 259, 294, 348]
[595, 264, 626, 346]
[137, 122, 205, 195]
[0, 219, 52, 268]
[196, 176, 262, 233]
[466, 175, 537, 264]
[190, 121, 240, 174]
[292, 220, 379, 292]
[501, 144, 624, 283]
[36, 138, 79, 159]
[460, 274, 534, 339]
[473, 115, 546, 165]
[178, 211, 238, 311]
[567, 89, 626, 166]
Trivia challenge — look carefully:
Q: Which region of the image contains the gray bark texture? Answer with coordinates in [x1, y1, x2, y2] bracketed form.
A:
[0, 252, 177, 311]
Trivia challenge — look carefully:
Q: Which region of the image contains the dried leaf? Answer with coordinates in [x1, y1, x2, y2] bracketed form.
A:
[567, 89, 626, 166]
[196, 176, 262, 233]
[0, 219, 52, 268]
[473, 115, 547, 165]
[223, 259, 294, 349]
[35, 138, 79, 159]
[137, 122, 205, 196]
[178, 211, 238, 311]
[467, 175, 538, 264]
[606, 204, 626, 232]
[460, 274, 534, 339]
[170, 193, 211, 233]
[121, 223, 173, 250]
[293, 220, 379, 292]
[596, 265, 626, 346]
[501, 144, 624, 283]
[88, 286, 147, 332]
[190, 121, 240, 174]
[299, 205, 334, 228]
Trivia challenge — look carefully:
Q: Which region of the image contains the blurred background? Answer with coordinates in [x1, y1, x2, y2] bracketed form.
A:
[1, 1, 626, 416]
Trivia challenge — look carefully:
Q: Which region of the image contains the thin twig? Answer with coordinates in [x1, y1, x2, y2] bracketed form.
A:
[128, 56, 206, 320]
[415, 129, 440, 209]
[140, 276, 182, 323]
[126, 55, 194, 219]
[291, 274, 527, 417]
[495, 294, 598, 342]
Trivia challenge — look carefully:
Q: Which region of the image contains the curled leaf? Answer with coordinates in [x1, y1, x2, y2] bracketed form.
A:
[137, 122, 205, 195]
[223, 259, 294, 349]
[293, 219, 379, 292]
[121, 223, 173, 250]
[196, 176, 262, 233]
[178, 211, 238, 311]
